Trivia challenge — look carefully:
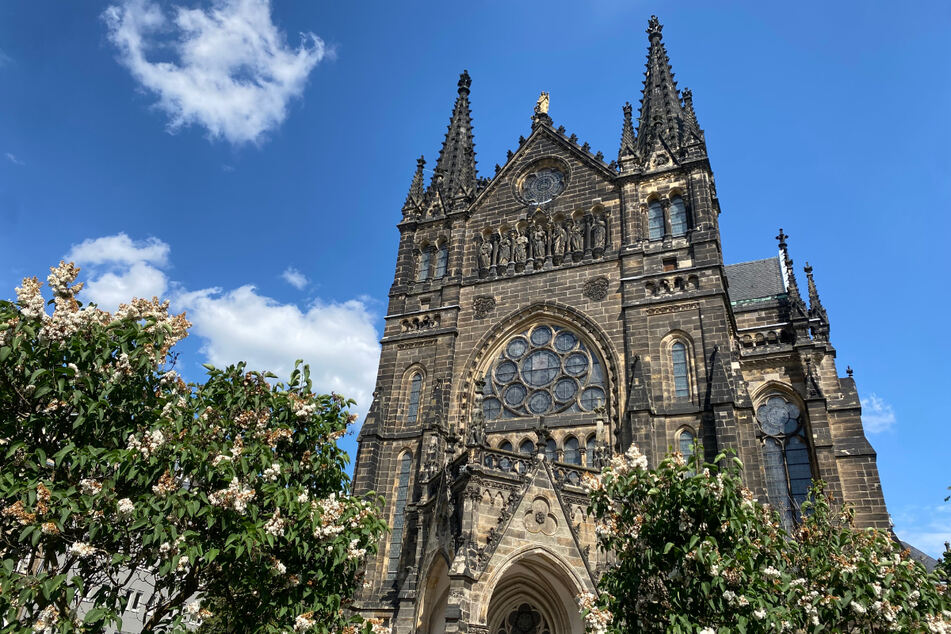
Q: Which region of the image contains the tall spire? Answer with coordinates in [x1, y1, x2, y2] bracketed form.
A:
[618, 102, 636, 161]
[776, 229, 807, 317]
[402, 156, 425, 216]
[432, 70, 477, 205]
[630, 16, 704, 160]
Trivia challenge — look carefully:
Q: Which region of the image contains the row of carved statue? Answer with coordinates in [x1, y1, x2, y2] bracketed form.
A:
[476, 213, 608, 273]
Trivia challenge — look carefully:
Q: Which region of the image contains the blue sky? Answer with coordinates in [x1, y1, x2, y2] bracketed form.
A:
[1, 1, 949, 556]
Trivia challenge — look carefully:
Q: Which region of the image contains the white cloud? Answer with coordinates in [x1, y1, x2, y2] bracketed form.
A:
[0, 49, 12, 67]
[63, 233, 381, 415]
[861, 393, 896, 433]
[66, 233, 170, 311]
[5, 152, 24, 165]
[102, 0, 327, 145]
[892, 504, 951, 560]
[281, 266, 308, 290]
[177, 286, 380, 411]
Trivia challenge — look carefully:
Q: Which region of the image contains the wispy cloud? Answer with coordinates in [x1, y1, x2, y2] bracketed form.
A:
[281, 266, 308, 290]
[5, 153, 24, 166]
[102, 0, 328, 145]
[892, 503, 951, 560]
[65, 233, 380, 417]
[861, 393, 896, 433]
[0, 48, 12, 67]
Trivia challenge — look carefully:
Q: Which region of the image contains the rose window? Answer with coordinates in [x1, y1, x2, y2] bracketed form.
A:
[482, 324, 606, 420]
[520, 167, 565, 205]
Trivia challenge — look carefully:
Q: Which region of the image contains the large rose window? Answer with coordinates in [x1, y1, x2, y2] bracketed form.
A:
[482, 324, 606, 420]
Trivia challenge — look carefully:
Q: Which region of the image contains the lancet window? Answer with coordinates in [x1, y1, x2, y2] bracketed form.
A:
[406, 373, 422, 422]
[481, 324, 606, 420]
[648, 201, 665, 240]
[671, 341, 689, 398]
[756, 395, 815, 531]
[435, 243, 449, 278]
[670, 195, 688, 236]
[387, 452, 413, 576]
[417, 249, 431, 281]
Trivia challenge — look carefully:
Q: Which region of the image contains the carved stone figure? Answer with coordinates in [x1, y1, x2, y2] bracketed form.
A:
[568, 219, 584, 252]
[531, 223, 547, 259]
[534, 91, 550, 115]
[514, 233, 528, 263]
[478, 238, 493, 270]
[497, 233, 511, 266]
[552, 222, 567, 257]
[592, 214, 607, 249]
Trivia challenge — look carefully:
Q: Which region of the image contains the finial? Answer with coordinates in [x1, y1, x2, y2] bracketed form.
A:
[776, 228, 788, 250]
[619, 102, 636, 160]
[682, 87, 693, 108]
[647, 15, 663, 40]
[846, 366, 853, 378]
[404, 155, 426, 210]
[457, 70, 471, 95]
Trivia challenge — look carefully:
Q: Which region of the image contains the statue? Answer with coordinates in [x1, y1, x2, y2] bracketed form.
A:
[534, 91, 550, 116]
[592, 214, 607, 250]
[514, 232, 528, 263]
[497, 232, 511, 267]
[552, 222, 567, 258]
[469, 378, 488, 447]
[531, 223, 547, 259]
[478, 238, 493, 270]
[568, 219, 584, 252]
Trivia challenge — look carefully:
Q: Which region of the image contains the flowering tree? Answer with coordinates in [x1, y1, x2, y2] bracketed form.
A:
[0, 263, 388, 633]
[581, 446, 951, 633]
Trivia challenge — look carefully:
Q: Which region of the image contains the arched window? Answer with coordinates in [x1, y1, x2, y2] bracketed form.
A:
[499, 440, 513, 453]
[481, 324, 607, 421]
[648, 201, 665, 240]
[545, 438, 557, 462]
[669, 195, 688, 236]
[519, 439, 535, 455]
[417, 249, 431, 281]
[564, 436, 581, 465]
[435, 243, 449, 278]
[406, 373, 422, 422]
[756, 395, 815, 531]
[671, 342, 689, 398]
[585, 435, 596, 466]
[387, 452, 413, 577]
[678, 428, 695, 459]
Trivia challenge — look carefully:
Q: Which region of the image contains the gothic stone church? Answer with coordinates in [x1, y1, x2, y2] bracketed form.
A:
[352, 16, 889, 634]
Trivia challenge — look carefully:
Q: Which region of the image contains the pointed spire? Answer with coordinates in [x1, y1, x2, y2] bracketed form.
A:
[618, 102, 636, 161]
[402, 155, 425, 214]
[804, 262, 830, 341]
[632, 16, 705, 160]
[432, 70, 477, 205]
[777, 229, 807, 316]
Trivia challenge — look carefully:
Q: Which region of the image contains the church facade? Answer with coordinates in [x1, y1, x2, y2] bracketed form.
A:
[352, 16, 889, 633]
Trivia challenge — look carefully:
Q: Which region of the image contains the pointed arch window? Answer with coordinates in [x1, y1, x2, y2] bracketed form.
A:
[756, 395, 815, 531]
[671, 342, 689, 398]
[564, 436, 581, 465]
[648, 201, 665, 240]
[519, 439, 535, 455]
[678, 428, 695, 459]
[545, 438, 557, 462]
[435, 243, 449, 278]
[387, 452, 413, 577]
[417, 249, 431, 282]
[585, 435, 596, 466]
[406, 373, 422, 423]
[669, 195, 688, 236]
[499, 440, 513, 452]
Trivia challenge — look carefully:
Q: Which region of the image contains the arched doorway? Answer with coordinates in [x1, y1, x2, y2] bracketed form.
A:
[485, 550, 585, 634]
[417, 555, 450, 633]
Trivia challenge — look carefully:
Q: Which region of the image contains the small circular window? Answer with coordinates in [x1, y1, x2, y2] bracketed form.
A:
[516, 159, 569, 206]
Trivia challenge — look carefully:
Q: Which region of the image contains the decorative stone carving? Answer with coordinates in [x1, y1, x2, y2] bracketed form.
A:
[551, 222, 567, 263]
[523, 496, 557, 535]
[514, 232, 528, 263]
[478, 238, 493, 270]
[400, 313, 441, 332]
[531, 223, 547, 260]
[567, 219, 584, 253]
[645, 302, 700, 315]
[592, 214, 607, 251]
[473, 295, 496, 319]
[497, 233, 511, 267]
[583, 276, 609, 301]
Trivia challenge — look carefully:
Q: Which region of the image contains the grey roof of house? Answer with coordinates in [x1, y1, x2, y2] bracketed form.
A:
[724, 257, 785, 303]
[901, 541, 940, 572]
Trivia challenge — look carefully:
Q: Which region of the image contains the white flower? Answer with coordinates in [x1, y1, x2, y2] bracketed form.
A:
[262, 463, 281, 482]
[754, 608, 767, 619]
[263, 509, 285, 537]
[69, 542, 96, 558]
[294, 612, 316, 631]
[117, 498, 134, 515]
[850, 601, 867, 615]
[79, 479, 102, 496]
[699, 629, 716, 634]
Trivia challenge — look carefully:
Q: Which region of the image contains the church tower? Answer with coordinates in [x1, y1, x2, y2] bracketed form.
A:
[352, 16, 889, 633]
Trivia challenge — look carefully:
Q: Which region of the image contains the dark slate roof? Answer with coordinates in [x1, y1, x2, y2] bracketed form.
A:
[724, 257, 785, 303]
[900, 541, 940, 573]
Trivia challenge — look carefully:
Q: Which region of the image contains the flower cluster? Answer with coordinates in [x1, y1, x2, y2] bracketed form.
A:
[578, 592, 612, 634]
[209, 477, 256, 514]
[264, 509, 286, 537]
[127, 428, 166, 459]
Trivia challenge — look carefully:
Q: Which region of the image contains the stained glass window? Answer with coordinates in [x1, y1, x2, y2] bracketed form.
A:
[417, 249, 430, 281]
[586, 435, 596, 466]
[387, 452, 412, 576]
[406, 373, 422, 422]
[679, 428, 695, 458]
[564, 436, 581, 465]
[435, 243, 448, 278]
[482, 324, 607, 420]
[648, 201, 665, 240]
[756, 395, 815, 531]
[670, 195, 688, 236]
[671, 342, 689, 398]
